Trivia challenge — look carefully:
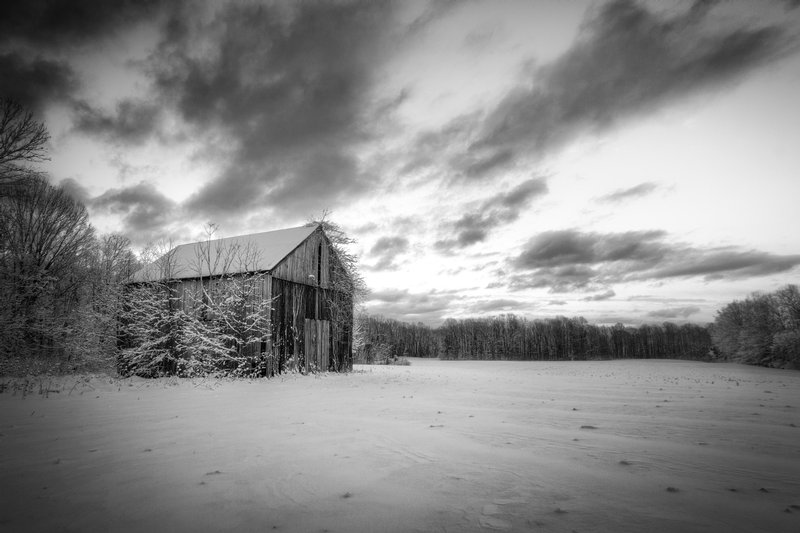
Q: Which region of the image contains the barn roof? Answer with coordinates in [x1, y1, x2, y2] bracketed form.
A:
[130, 225, 319, 282]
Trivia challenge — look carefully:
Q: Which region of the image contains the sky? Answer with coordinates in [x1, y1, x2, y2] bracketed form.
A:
[4, 0, 800, 326]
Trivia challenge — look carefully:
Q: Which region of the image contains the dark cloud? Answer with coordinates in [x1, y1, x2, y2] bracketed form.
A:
[399, 111, 480, 178]
[467, 298, 523, 314]
[152, 1, 395, 219]
[73, 99, 162, 144]
[90, 181, 177, 238]
[368, 235, 410, 271]
[0, 0, 163, 49]
[649, 249, 800, 280]
[371, 236, 409, 255]
[0, 53, 76, 113]
[459, 149, 515, 178]
[506, 264, 599, 293]
[506, 228, 800, 292]
[443, 0, 791, 177]
[647, 306, 701, 319]
[513, 229, 667, 269]
[435, 178, 548, 251]
[368, 288, 410, 303]
[599, 182, 659, 203]
[583, 289, 616, 301]
[0, 1, 164, 113]
[353, 221, 379, 234]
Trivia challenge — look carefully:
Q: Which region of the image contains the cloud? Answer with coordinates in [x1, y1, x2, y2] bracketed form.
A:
[0, 53, 76, 113]
[647, 306, 701, 319]
[627, 295, 707, 303]
[583, 289, 616, 301]
[90, 181, 177, 238]
[365, 288, 456, 322]
[506, 264, 599, 293]
[57, 177, 91, 204]
[149, 1, 396, 220]
[0, 0, 163, 49]
[458, 0, 791, 176]
[368, 235, 410, 271]
[506, 229, 800, 292]
[73, 99, 162, 144]
[467, 298, 523, 314]
[463, 24, 501, 50]
[371, 236, 409, 255]
[459, 149, 515, 178]
[598, 182, 659, 203]
[648, 249, 800, 280]
[0, 1, 164, 113]
[435, 177, 548, 251]
[513, 229, 667, 269]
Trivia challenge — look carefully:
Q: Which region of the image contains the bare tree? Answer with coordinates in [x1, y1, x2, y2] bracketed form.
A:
[0, 176, 95, 360]
[117, 241, 184, 376]
[0, 99, 49, 186]
[186, 227, 274, 376]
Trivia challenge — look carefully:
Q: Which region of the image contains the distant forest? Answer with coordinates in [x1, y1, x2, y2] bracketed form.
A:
[356, 285, 800, 370]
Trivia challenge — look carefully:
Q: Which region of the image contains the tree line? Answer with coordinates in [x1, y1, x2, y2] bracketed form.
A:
[357, 286, 799, 367]
[1, 99, 140, 373]
[355, 314, 712, 363]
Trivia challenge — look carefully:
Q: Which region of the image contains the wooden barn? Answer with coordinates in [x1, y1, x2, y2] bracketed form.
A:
[128, 224, 353, 375]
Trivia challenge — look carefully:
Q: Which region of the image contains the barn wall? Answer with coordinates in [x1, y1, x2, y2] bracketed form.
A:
[271, 278, 323, 370]
[271, 228, 331, 287]
[269, 277, 352, 371]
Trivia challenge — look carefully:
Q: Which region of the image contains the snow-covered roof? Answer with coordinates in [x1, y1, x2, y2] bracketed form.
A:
[130, 225, 318, 282]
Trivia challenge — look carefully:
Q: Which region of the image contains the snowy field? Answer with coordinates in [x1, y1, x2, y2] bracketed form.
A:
[1, 359, 799, 533]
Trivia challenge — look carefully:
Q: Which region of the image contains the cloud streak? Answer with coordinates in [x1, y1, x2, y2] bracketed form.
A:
[505, 229, 800, 292]
[435, 177, 548, 252]
[647, 306, 701, 319]
[599, 182, 659, 203]
[442, 0, 792, 178]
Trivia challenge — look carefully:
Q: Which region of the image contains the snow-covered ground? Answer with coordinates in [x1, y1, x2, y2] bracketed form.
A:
[1, 359, 799, 533]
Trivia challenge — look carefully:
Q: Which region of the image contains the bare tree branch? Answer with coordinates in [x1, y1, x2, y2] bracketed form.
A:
[0, 99, 50, 185]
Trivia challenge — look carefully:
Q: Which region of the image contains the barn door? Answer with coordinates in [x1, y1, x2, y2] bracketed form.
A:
[304, 319, 330, 371]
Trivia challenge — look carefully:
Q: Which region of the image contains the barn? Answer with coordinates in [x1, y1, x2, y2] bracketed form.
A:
[125, 224, 353, 375]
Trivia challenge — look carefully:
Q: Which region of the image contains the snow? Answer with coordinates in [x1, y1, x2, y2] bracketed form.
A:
[1, 359, 799, 532]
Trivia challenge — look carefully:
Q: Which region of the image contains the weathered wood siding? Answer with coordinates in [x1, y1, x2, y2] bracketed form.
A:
[270, 278, 329, 369]
[271, 227, 331, 287]
[305, 318, 330, 371]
